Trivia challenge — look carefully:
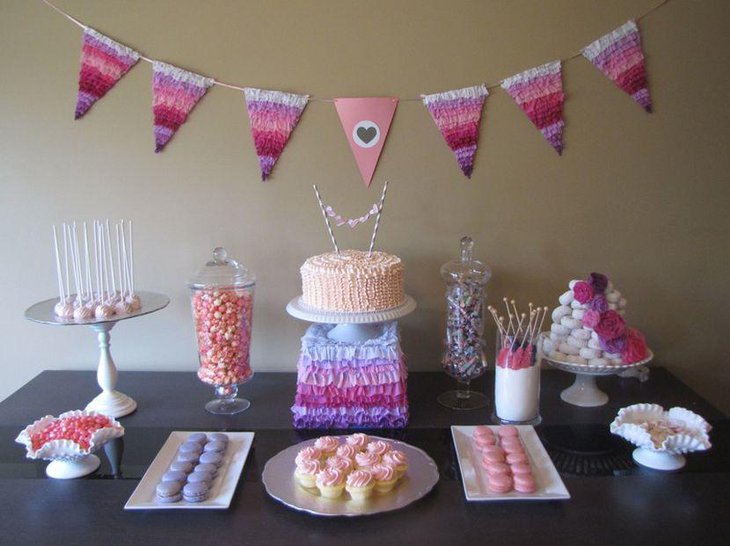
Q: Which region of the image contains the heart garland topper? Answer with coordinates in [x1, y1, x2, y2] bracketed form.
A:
[334, 98, 398, 187]
[325, 203, 381, 227]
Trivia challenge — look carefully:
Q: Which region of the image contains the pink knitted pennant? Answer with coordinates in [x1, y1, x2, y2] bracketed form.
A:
[152, 61, 214, 152]
[421, 85, 488, 178]
[75, 28, 140, 119]
[501, 61, 565, 154]
[243, 88, 309, 180]
[582, 20, 652, 112]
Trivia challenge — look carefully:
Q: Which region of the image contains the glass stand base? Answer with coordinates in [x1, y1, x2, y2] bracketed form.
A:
[437, 390, 489, 410]
[491, 412, 542, 426]
[205, 398, 251, 415]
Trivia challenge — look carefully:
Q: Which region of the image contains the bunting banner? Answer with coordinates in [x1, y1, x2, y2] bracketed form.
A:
[582, 20, 652, 113]
[421, 85, 488, 178]
[152, 61, 214, 152]
[243, 88, 309, 181]
[501, 61, 565, 155]
[75, 28, 140, 119]
[334, 98, 398, 187]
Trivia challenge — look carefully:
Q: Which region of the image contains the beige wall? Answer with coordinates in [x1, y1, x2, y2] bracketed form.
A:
[2, 0, 729, 413]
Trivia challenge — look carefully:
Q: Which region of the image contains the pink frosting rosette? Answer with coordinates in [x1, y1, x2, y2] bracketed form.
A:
[295, 446, 322, 465]
[346, 469, 374, 488]
[316, 467, 344, 487]
[594, 310, 626, 340]
[366, 440, 391, 457]
[326, 455, 354, 473]
[622, 328, 648, 363]
[573, 281, 594, 304]
[296, 458, 322, 475]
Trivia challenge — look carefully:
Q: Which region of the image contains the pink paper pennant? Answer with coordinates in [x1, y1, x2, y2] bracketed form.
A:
[501, 61, 565, 154]
[334, 98, 398, 187]
[75, 28, 140, 119]
[152, 61, 214, 152]
[421, 84, 488, 178]
[243, 88, 309, 180]
[582, 20, 652, 112]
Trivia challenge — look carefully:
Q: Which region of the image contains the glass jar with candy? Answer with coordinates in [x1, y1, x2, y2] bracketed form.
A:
[187, 247, 255, 415]
[437, 236, 491, 410]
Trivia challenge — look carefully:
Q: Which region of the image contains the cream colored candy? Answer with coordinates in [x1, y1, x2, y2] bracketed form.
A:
[589, 357, 609, 366]
[549, 331, 565, 342]
[572, 309, 585, 320]
[551, 306, 572, 322]
[570, 299, 584, 310]
[608, 303, 619, 311]
[558, 342, 580, 355]
[571, 328, 591, 340]
[558, 290, 574, 306]
[588, 338, 602, 350]
[566, 355, 588, 365]
[606, 290, 621, 303]
[543, 339, 555, 354]
[567, 335, 588, 349]
[549, 351, 568, 361]
[579, 347, 601, 359]
[551, 323, 570, 336]
[560, 316, 581, 330]
[568, 280, 581, 290]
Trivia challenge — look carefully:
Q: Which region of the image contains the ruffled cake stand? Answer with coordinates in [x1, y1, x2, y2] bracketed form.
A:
[286, 295, 416, 343]
[539, 333, 653, 407]
[24, 291, 169, 418]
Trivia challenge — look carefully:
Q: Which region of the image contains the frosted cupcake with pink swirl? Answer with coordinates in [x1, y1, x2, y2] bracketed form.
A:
[345, 469, 375, 501]
[336, 444, 358, 459]
[355, 451, 380, 470]
[295, 446, 322, 466]
[326, 455, 354, 473]
[382, 450, 408, 478]
[366, 440, 391, 457]
[370, 463, 398, 493]
[314, 436, 340, 457]
[295, 458, 322, 488]
[345, 433, 369, 451]
[315, 467, 345, 498]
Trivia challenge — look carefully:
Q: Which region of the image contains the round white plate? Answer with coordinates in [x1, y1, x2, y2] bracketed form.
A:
[262, 436, 439, 517]
[286, 295, 416, 324]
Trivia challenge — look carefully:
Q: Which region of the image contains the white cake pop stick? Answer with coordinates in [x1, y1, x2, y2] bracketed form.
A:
[83, 222, 92, 302]
[120, 221, 129, 297]
[116, 223, 124, 296]
[63, 223, 71, 300]
[52, 225, 64, 303]
[105, 219, 116, 297]
[66, 224, 80, 303]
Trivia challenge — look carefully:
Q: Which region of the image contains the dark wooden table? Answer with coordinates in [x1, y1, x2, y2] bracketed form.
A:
[0, 369, 728, 545]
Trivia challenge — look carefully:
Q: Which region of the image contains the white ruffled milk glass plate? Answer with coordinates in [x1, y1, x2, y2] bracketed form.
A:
[451, 425, 570, 501]
[125, 431, 254, 510]
[610, 404, 711, 471]
[262, 435, 439, 517]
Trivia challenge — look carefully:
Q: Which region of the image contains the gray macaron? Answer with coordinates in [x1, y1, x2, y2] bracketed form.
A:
[183, 481, 209, 503]
[156, 481, 182, 503]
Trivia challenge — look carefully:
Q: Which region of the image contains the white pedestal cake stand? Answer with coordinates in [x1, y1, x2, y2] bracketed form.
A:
[24, 291, 170, 418]
[539, 333, 653, 407]
[286, 295, 416, 342]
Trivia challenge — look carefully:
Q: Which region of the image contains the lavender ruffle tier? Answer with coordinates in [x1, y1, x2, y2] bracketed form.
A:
[291, 322, 409, 429]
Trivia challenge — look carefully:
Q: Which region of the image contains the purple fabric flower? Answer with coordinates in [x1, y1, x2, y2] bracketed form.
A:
[589, 272, 608, 294]
[582, 309, 601, 329]
[600, 334, 627, 354]
[590, 295, 608, 313]
[573, 281, 594, 304]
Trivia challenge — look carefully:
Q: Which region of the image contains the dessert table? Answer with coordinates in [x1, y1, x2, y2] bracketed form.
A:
[0, 369, 728, 545]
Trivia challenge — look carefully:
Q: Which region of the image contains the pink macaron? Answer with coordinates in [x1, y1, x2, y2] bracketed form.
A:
[498, 425, 519, 438]
[473, 426, 494, 439]
[482, 451, 505, 465]
[475, 435, 497, 449]
[506, 451, 528, 465]
[487, 473, 513, 494]
[514, 473, 537, 493]
[510, 462, 532, 476]
[483, 462, 511, 476]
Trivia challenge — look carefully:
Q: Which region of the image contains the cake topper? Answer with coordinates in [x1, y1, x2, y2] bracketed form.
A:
[312, 180, 389, 257]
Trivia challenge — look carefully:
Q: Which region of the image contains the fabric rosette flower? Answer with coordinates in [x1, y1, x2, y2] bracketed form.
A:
[622, 328, 648, 363]
[600, 334, 627, 354]
[582, 309, 601, 329]
[588, 273, 608, 294]
[590, 295, 608, 313]
[573, 281, 594, 304]
[594, 310, 626, 340]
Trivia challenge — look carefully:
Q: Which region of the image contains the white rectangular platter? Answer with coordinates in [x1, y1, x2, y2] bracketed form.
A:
[125, 431, 254, 510]
[451, 425, 570, 502]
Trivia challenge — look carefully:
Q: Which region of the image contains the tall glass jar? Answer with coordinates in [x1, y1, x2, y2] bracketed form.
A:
[437, 236, 492, 410]
[187, 247, 255, 415]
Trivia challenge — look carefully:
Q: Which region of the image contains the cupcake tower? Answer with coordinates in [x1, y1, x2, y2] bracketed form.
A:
[543, 273, 648, 366]
[291, 322, 409, 429]
[293, 434, 409, 501]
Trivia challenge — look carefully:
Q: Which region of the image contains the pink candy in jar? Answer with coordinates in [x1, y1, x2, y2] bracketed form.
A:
[188, 247, 255, 415]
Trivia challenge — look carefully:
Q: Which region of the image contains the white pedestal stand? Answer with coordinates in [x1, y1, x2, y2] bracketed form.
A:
[25, 291, 170, 419]
[46, 455, 101, 479]
[632, 448, 686, 471]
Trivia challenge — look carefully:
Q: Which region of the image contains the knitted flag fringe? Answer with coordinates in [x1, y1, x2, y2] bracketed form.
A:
[501, 61, 565, 155]
[75, 28, 140, 119]
[152, 61, 214, 153]
[421, 85, 488, 178]
[243, 88, 309, 180]
[582, 20, 652, 113]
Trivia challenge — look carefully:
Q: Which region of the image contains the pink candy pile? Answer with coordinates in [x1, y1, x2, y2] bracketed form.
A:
[473, 425, 537, 494]
[496, 345, 535, 370]
[30, 414, 113, 451]
[192, 289, 253, 386]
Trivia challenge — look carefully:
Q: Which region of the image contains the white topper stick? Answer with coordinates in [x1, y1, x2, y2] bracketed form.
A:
[63, 223, 70, 299]
[116, 223, 124, 296]
[128, 220, 135, 294]
[83, 222, 92, 301]
[368, 180, 389, 256]
[105, 219, 116, 295]
[120, 221, 130, 297]
[312, 185, 339, 254]
[52, 225, 65, 303]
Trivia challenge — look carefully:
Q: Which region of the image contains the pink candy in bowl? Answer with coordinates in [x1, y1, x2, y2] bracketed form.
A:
[188, 247, 255, 415]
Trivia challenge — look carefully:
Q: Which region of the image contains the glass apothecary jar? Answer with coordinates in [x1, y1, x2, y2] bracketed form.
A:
[187, 247, 255, 415]
[437, 236, 492, 410]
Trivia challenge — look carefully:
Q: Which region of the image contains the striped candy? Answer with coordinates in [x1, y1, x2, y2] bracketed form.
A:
[243, 88, 309, 180]
[75, 28, 139, 119]
[422, 85, 488, 178]
[152, 61, 214, 152]
[502, 61, 565, 155]
[583, 20, 652, 113]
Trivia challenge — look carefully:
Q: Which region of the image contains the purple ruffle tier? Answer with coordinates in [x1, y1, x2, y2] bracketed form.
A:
[291, 322, 408, 429]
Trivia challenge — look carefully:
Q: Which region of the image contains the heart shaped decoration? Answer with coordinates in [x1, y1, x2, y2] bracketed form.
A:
[356, 126, 377, 144]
